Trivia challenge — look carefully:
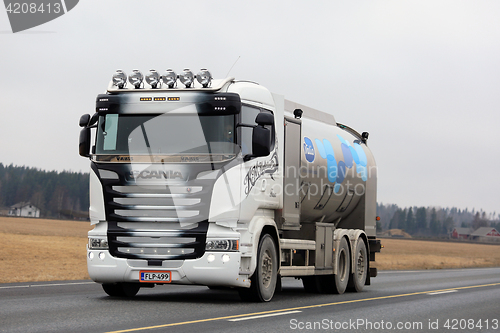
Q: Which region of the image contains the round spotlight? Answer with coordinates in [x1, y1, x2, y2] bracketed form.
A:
[88, 252, 94, 260]
[162, 69, 177, 88]
[112, 70, 127, 89]
[179, 68, 194, 88]
[207, 254, 215, 263]
[128, 69, 144, 89]
[145, 69, 161, 88]
[196, 69, 212, 88]
[221, 254, 230, 263]
[98, 252, 105, 260]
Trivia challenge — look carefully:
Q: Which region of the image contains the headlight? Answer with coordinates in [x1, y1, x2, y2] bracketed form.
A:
[179, 68, 194, 88]
[205, 239, 238, 251]
[145, 69, 161, 88]
[88, 237, 109, 250]
[162, 69, 177, 88]
[128, 69, 144, 89]
[112, 70, 127, 88]
[196, 69, 212, 88]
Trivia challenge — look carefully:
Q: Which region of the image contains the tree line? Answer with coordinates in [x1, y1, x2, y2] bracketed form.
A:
[0, 163, 89, 219]
[377, 203, 500, 236]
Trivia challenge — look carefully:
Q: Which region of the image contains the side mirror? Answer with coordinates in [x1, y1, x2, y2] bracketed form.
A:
[249, 113, 274, 158]
[255, 113, 274, 126]
[252, 126, 271, 157]
[79, 114, 91, 127]
[79, 128, 91, 157]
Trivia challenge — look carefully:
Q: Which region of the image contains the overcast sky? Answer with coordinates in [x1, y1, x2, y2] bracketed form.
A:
[1, 1, 499, 214]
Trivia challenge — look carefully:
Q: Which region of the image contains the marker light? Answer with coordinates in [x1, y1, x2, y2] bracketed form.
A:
[162, 69, 177, 88]
[196, 69, 212, 88]
[145, 69, 161, 88]
[179, 68, 194, 88]
[128, 69, 144, 89]
[112, 70, 127, 89]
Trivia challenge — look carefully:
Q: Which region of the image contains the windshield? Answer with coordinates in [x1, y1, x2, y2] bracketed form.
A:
[95, 108, 236, 161]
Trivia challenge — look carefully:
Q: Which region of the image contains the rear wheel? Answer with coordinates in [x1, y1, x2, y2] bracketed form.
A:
[239, 234, 278, 302]
[347, 238, 368, 292]
[332, 237, 351, 294]
[102, 283, 140, 297]
[316, 237, 350, 294]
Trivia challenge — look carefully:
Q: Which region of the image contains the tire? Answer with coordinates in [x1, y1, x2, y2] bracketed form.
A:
[102, 283, 140, 297]
[332, 237, 351, 294]
[315, 237, 350, 294]
[347, 238, 368, 292]
[239, 234, 278, 302]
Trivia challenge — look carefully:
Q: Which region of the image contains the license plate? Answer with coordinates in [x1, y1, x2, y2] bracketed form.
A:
[140, 270, 172, 283]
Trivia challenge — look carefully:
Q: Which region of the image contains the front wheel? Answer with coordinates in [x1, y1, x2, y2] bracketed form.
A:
[102, 283, 140, 297]
[239, 234, 278, 302]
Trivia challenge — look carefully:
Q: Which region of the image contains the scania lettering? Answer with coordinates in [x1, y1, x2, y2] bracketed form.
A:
[130, 170, 183, 180]
[79, 68, 382, 301]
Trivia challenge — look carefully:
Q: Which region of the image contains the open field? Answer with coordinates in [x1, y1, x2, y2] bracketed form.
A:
[374, 238, 500, 270]
[1, 217, 500, 283]
[0, 217, 91, 283]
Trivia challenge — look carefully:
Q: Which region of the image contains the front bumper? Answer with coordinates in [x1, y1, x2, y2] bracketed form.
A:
[87, 248, 250, 288]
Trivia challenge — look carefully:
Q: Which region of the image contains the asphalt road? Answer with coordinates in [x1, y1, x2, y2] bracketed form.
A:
[1, 268, 499, 333]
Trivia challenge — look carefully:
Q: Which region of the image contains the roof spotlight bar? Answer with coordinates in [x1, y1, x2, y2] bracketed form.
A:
[111, 68, 213, 89]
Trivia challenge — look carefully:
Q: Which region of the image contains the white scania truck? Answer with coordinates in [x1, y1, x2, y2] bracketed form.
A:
[79, 68, 381, 302]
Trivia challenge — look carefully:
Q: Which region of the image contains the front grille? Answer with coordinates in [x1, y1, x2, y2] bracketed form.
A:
[101, 174, 213, 260]
[108, 220, 208, 260]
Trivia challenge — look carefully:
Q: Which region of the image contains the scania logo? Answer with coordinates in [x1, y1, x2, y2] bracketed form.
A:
[130, 170, 183, 180]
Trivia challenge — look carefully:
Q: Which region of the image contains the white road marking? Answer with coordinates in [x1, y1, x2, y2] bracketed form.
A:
[427, 289, 458, 295]
[0, 282, 94, 289]
[228, 310, 302, 322]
